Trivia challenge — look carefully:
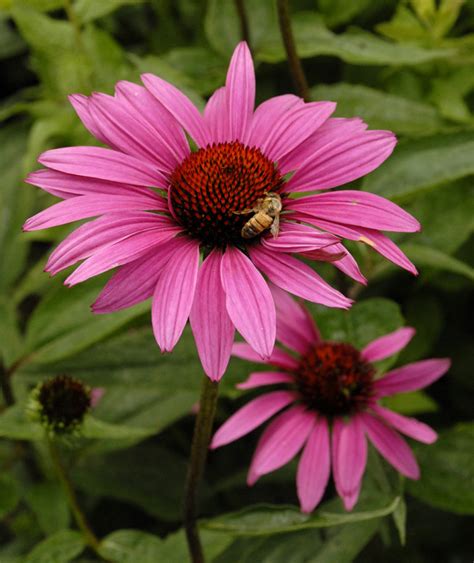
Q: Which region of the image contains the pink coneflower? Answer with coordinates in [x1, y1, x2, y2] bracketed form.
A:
[211, 287, 450, 512]
[24, 42, 419, 381]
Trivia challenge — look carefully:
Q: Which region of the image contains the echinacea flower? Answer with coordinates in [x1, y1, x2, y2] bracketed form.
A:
[211, 287, 450, 512]
[24, 42, 420, 381]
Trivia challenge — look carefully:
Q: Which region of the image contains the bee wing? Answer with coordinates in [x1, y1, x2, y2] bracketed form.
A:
[270, 214, 280, 238]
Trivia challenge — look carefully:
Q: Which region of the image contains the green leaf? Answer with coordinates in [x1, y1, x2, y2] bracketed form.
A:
[75, 0, 144, 23]
[24, 482, 70, 535]
[0, 473, 20, 519]
[201, 497, 400, 535]
[317, 0, 372, 27]
[24, 530, 85, 563]
[311, 83, 444, 135]
[407, 423, 474, 514]
[392, 496, 407, 545]
[400, 244, 474, 281]
[81, 415, 152, 440]
[363, 132, 474, 200]
[0, 14, 25, 59]
[0, 405, 43, 440]
[24, 277, 149, 364]
[382, 391, 438, 415]
[376, 4, 428, 42]
[257, 12, 455, 65]
[0, 298, 23, 368]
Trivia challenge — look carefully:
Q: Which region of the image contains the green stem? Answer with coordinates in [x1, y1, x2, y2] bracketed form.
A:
[47, 438, 101, 556]
[234, 0, 251, 45]
[276, 0, 310, 101]
[183, 375, 220, 563]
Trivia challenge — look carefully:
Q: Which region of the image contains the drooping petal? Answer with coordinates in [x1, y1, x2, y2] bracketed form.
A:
[65, 226, 181, 286]
[270, 283, 320, 354]
[248, 99, 335, 163]
[374, 358, 451, 397]
[46, 212, 175, 274]
[248, 405, 315, 484]
[88, 92, 176, 173]
[286, 191, 420, 233]
[190, 249, 235, 381]
[361, 327, 416, 363]
[221, 247, 276, 359]
[92, 237, 183, 313]
[332, 416, 367, 511]
[25, 169, 156, 200]
[249, 246, 352, 309]
[141, 73, 210, 147]
[371, 404, 437, 444]
[236, 371, 293, 390]
[225, 41, 255, 141]
[69, 94, 112, 146]
[279, 117, 368, 175]
[302, 243, 367, 285]
[115, 80, 189, 164]
[210, 390, 296, 449]
[203, 86, 230, 143]
[39, 146, 168, 187]
[361, 413, 420, 479]
[152, 238, 200, 352]
[261, 221, 340, 254]
[297, 416, 331, 513]
[232, 343, 299, 371]
[23, 193, 166, 231]
[285, 129, 396, 192]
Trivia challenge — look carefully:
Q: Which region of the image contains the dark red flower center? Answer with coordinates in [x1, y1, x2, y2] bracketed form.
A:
[169, 141, 282, 247]
[294, 342, 375, 416]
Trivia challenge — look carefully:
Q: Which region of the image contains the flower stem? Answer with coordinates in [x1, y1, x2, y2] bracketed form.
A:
[234, 0, 250, 45]
[184, 375, 219, 563]
[47, 438, 101, 556]
[276, 0, 310, 101]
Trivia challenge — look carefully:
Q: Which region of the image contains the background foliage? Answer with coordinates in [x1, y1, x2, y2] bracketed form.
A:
[0, 0, 473, 561]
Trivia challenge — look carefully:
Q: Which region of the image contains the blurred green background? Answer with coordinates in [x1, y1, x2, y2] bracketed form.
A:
[0, 0, 473, 561]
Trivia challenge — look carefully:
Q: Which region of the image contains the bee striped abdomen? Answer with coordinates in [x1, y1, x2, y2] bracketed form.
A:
[241, 212, 273, 239]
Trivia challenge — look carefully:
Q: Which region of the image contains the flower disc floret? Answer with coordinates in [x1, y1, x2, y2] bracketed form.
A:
[170, 141, 282, 247]
[295, 342, 375, 416]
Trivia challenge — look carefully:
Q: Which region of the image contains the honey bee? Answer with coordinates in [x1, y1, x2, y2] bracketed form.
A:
[235, 192, 282, 239]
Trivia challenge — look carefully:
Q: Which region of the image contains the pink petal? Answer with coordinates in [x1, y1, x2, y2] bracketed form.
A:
[303, 243, 367, 285]
[297, 416, 331, 513]
[332, 416, 367, 511]
[69, 94, 111, 146]
[374, 358, 451, 397]
[204, 86, 230, 143]
[249, 246, 352, 309]
[190, 249, 235, 381]
[46, 212, 173, 274]
[141, 73, 210, 147]
[92, 238, 182, 313]
[210, 390, 296, 449]
[236, 371, 293, 390]
[221, 247, 276, 359]
[371, 404, 437, 444]
[25, 169, 157, 200]
[90, 387, 105, 407]
[261, 221, 339, 254]
[361, 413, 420, 479]
[279, 117, 368, 175]
[152, 238, 200, 352]
[291, 214, 418, 275]
[285, 129, 396, 192]
[245, 94, 301, 146]
[225, 42, 255, 141]
[248, 405, 315, 483]
[361, 327, 416, 363]
[23, 193, 166, 231]
[88, 93, 176, 173]
[232, 342, 299, 370]
[115, 80, 189, 164]
[270, 283, 320, 355]
[39, 147, 167, 187]
[248, 98, 335, 163]
[286, 191, 420, 233]
[65, 226, 181, 286]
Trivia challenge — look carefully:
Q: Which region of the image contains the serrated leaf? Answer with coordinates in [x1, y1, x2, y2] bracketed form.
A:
[24, 530, 85, 563]
[311, 83, 444, 135]
[407, 423, 474, 514]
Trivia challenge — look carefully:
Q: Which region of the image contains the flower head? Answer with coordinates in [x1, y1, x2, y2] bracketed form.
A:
[24, 42, 420, 381]
[28, 375, 92, 435]
[211, 287, 450, 513]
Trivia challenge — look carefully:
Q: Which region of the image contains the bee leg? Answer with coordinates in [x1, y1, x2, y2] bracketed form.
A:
[270, 215, 280, 238]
